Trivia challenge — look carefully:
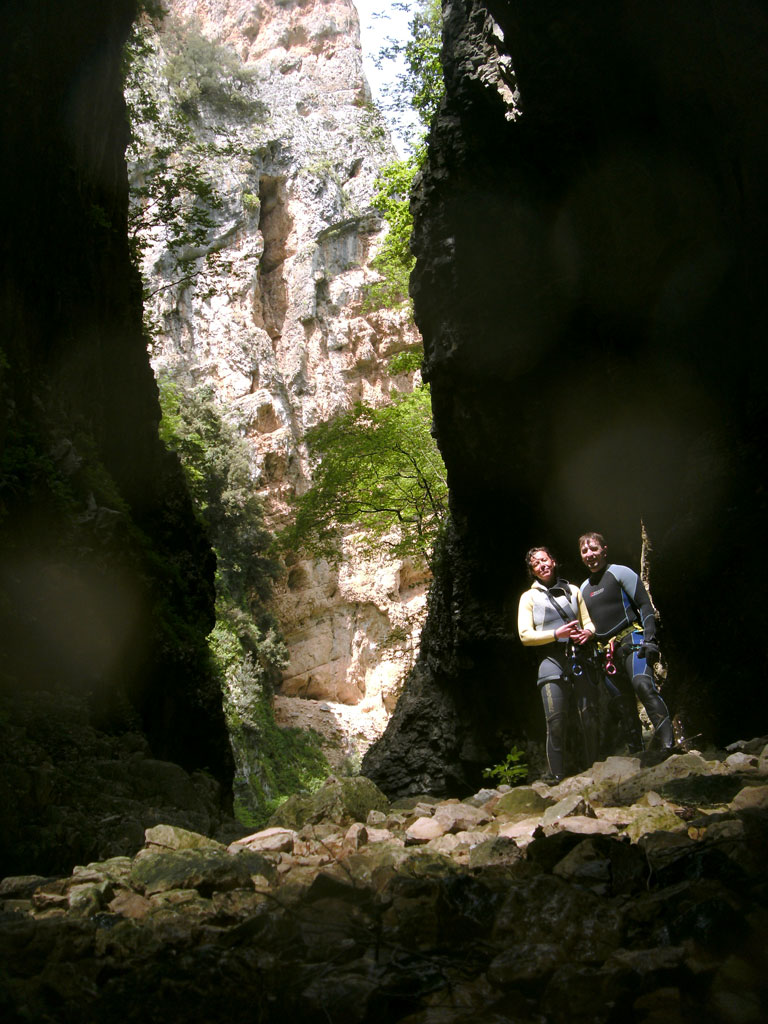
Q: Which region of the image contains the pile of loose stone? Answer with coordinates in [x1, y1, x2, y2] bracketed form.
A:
[2, 741, 767, 1023]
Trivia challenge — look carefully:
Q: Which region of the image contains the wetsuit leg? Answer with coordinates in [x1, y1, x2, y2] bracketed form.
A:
[540, 679, 568, 779]
[603, 674, 643, 753]
[622, 642, 674, 749]
[573, 670, 599, 768]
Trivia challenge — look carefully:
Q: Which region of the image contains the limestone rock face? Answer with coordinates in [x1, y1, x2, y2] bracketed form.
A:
[364, 0, 768, 794]
[135, 0, 426, 761]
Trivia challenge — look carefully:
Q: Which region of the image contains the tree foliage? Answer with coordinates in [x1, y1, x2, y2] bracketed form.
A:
[284, 383, 448, 567]
[364, 0, 444, 313]
[363, 153, 420, 312]
[377, 0, 445, 145]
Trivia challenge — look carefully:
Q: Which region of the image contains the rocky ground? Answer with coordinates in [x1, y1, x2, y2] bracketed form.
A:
[2, 741, 767, 1023]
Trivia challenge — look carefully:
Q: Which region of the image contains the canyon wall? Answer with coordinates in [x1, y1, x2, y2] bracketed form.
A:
[364, 0, 768, 795]
[0, 0, 235, 868]
[134, 0, 427, 765]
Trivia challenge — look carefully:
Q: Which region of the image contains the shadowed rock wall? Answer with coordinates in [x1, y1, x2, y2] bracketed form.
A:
[364, 0, 768, 795]
[0, 0, 232, 814]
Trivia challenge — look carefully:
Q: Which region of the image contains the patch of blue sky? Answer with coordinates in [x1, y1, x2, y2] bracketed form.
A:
[352, 0, 419, 155]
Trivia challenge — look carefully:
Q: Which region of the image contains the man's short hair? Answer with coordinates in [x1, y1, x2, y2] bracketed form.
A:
[578, 531, 606, 549]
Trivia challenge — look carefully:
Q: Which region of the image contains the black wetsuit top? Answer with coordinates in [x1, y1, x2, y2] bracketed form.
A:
[579, 563, 657, 643]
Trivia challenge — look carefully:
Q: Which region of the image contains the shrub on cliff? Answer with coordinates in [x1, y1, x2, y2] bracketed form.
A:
[124, 12, 265, 330]
[162, 17, 262, 118]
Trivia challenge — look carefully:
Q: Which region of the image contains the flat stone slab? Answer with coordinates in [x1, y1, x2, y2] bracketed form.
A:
[228, 827, 297, 854]
[730, 784, 768, 811]
[541, 794, 596, 827]
[547, 816, 618, 836]
[405, 816, 448, 844]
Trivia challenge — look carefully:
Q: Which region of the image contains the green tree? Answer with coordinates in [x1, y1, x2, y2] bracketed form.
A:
[377, 0, 445, 146]
[284, 378, 448, 568]
[364, 0, 444, 313]
[363, 153, 420, 311]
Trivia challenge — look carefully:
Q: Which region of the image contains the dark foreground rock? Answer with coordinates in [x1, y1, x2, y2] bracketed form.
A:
[2, 741, 767, 1023]
[0, 709, 231, 878]
[0, 1, 233, 865]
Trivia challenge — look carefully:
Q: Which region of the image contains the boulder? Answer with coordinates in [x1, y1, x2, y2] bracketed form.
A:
[405, 816, 448, 845]
[468, 836, 523, 870]
[494, 786, 554, 821]
[228, 827, 297, 854]
[433, 801, 492, 832]
[552, 838, 613, 893]
[730, 785, 768, 812]
[547, 816, 618, 837]
[622, 799, 688, 843]
[268, 776, 389, 830]
[144, 825, 224, 852]
[606, 753, 729, 807]
[67, 882, 111, 917]
[130, 848, 253, 897]
[487, 942, 565, 989]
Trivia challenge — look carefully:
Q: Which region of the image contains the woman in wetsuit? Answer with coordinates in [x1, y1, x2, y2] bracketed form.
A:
[518, 547, 598, 782]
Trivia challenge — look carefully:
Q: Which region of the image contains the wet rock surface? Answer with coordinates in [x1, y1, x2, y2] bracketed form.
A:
[3, 741, 767, 1022]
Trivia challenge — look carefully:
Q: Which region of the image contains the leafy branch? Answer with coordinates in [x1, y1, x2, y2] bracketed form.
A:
[283, 383, 448, 568]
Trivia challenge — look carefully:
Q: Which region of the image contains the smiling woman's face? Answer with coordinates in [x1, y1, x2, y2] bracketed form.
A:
[529, 549, 556, 584]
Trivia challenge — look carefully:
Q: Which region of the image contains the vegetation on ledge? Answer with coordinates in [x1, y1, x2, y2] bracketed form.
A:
[157, 375, 330, 827]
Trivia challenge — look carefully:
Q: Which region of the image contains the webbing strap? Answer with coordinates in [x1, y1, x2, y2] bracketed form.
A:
[542, 585, 578, 625]
[595, 622, 642, 652]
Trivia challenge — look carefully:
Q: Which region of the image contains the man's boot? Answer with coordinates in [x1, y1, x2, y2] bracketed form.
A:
[635, 676, 675, 750]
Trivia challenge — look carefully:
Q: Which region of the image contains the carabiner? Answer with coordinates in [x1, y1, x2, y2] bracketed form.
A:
[604, 640, 617, 676]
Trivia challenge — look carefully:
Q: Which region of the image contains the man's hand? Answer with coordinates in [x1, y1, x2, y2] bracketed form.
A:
[572, 627, 595, 646]
[639, 641, 660, 664]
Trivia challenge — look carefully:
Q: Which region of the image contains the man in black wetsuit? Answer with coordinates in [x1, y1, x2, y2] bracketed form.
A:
[579, 532, 675, 752]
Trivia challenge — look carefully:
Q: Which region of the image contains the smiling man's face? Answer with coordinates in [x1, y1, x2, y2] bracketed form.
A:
[580, 536, 608, 574]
